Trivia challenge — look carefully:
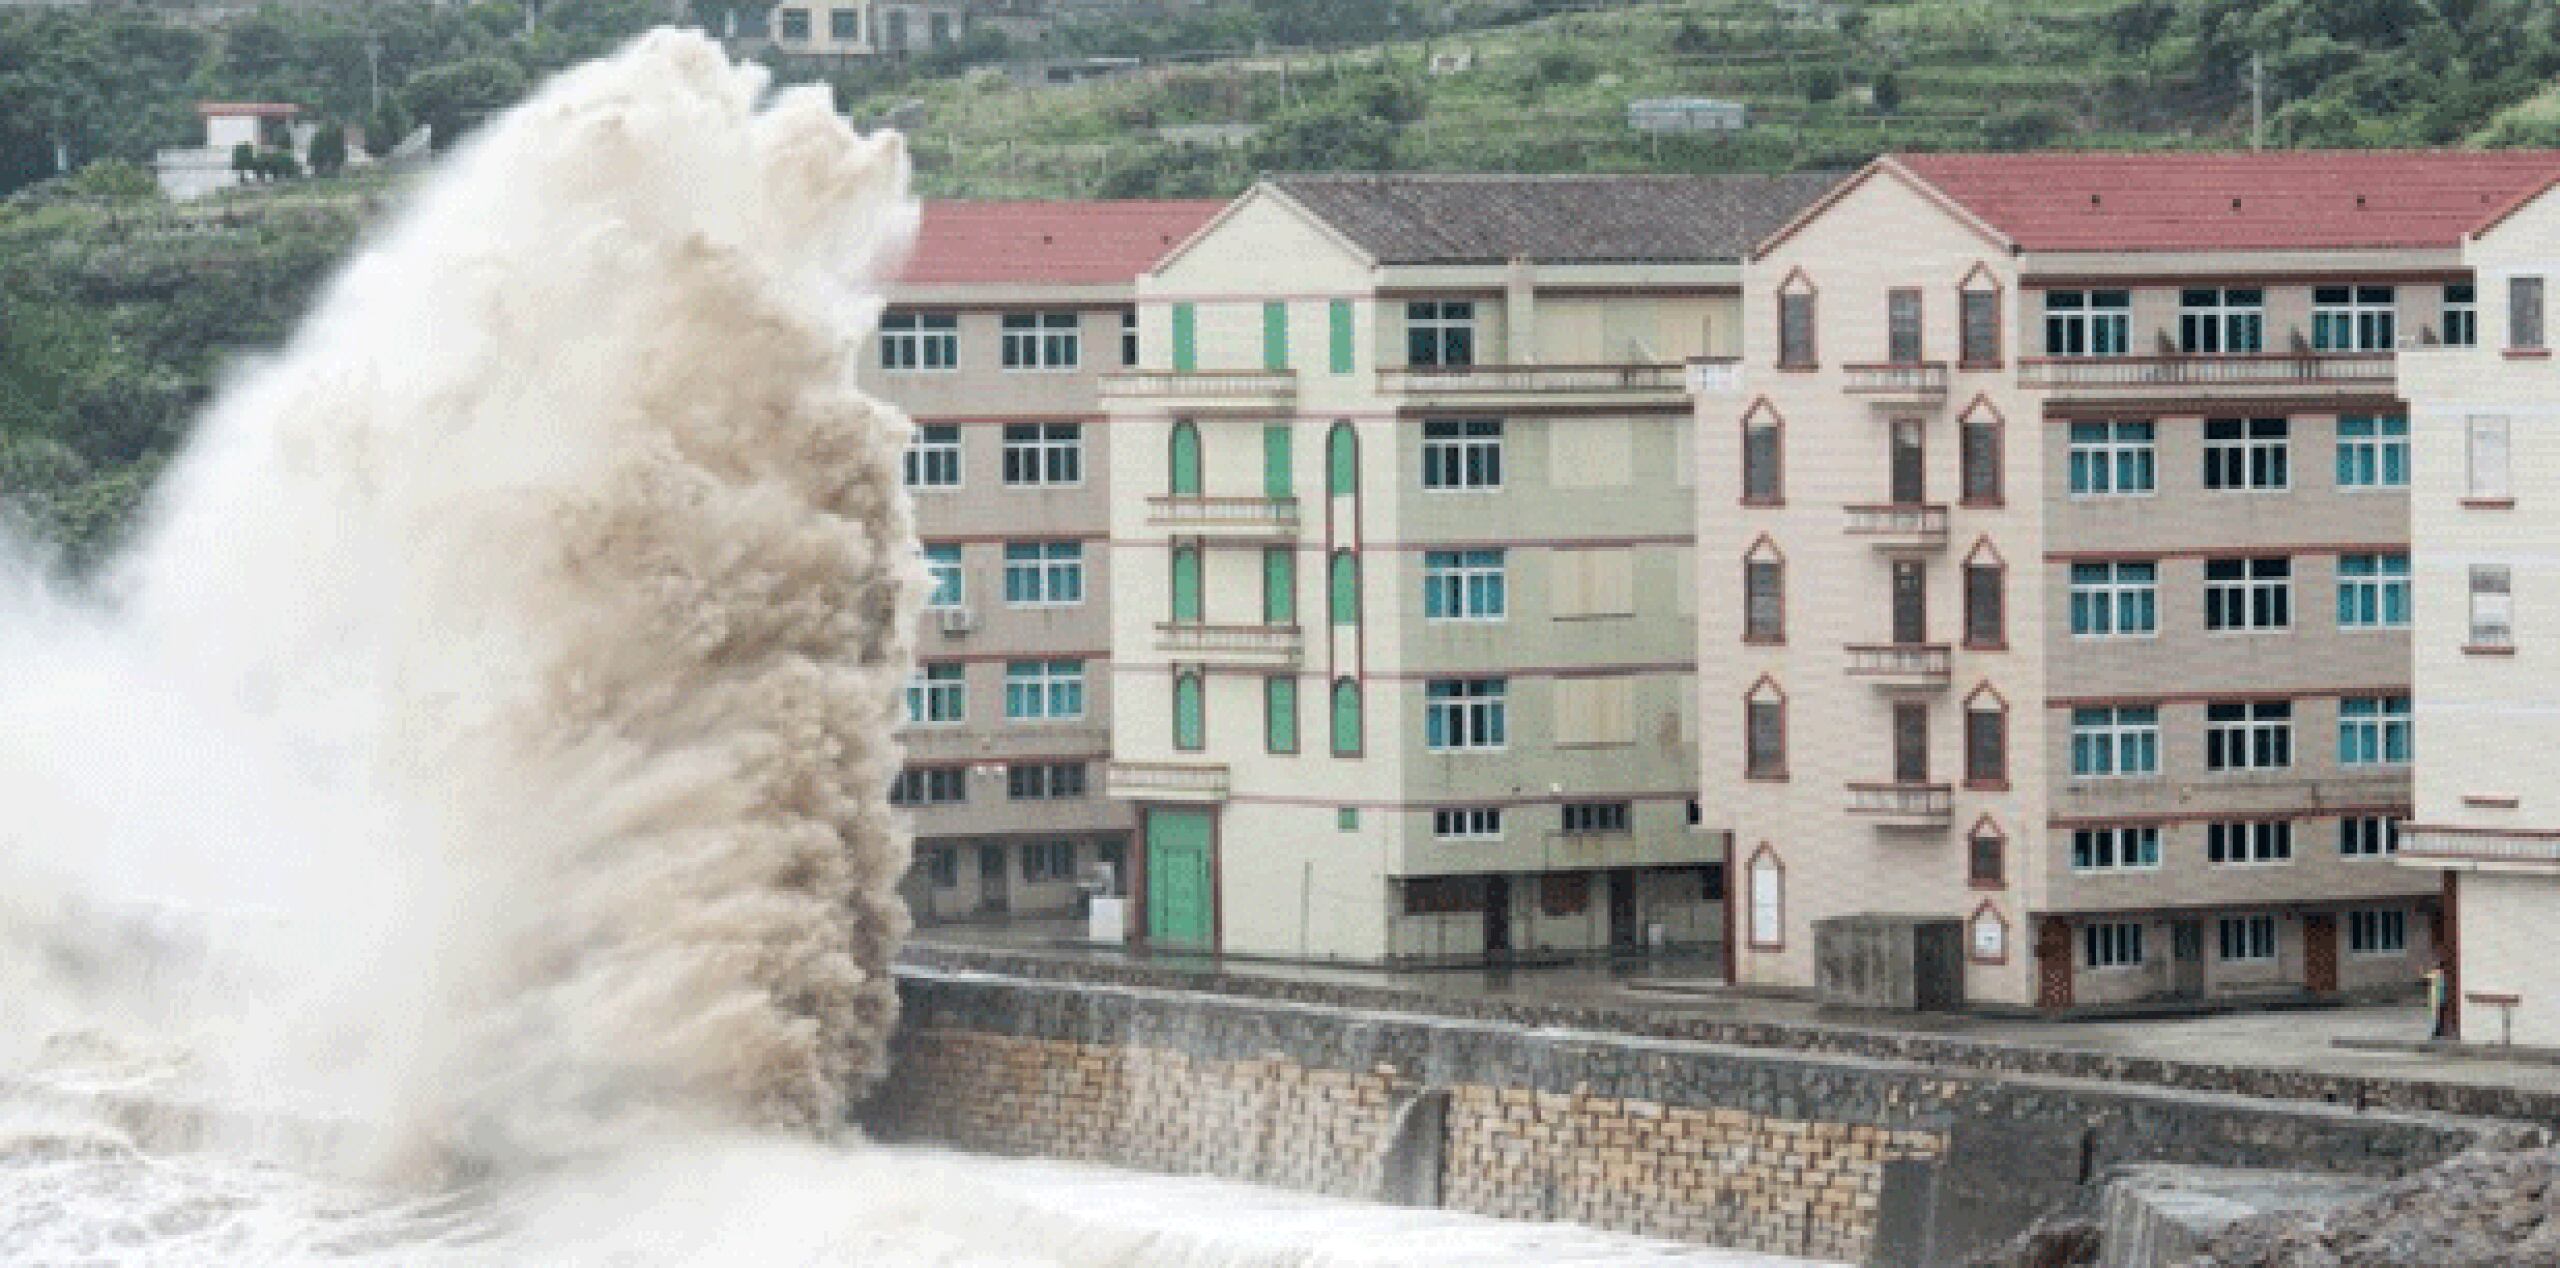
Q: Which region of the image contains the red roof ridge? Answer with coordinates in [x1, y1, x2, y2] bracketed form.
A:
[900, 199, 1227, 287]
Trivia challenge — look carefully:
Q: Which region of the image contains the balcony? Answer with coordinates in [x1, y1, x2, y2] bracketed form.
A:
[2399, 824, 2560, 870]
[2016, 352, 2394, 400]
[1845, 643, 1952, 691]
[1154, 621, 1303, 665]
[1144, 495, 1301, 538]
[1102, 369, 1297, 414]
[1688, 356, 1744, 395]
[1846, 781, 1953, 829]
[1842, 361, 1949, 403]
[1844, 503, 1948, 553]
[1107, 760, 1230, 803]
[1377, 362, 1689, 410]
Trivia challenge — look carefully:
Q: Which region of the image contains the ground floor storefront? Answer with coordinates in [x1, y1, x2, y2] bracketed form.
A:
[2026, 899, 2441, 1011]
[903, 831, 1129, 925]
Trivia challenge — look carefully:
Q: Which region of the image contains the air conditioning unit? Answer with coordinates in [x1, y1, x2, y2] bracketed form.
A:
[937, 607, 979, 636]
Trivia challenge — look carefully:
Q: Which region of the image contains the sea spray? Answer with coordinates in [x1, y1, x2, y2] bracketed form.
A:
[0, 29, 923, 1171]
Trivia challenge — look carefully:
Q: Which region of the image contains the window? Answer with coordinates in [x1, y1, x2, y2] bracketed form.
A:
[1965, 700, 2007, 787]
[2084, 920, 2146, 969]
[2179, 287, 2264, 354]
[1021, 841, 1075, 884]
[1742, 408, 1782, 504]
[1402, 877, 1487, 915]
[2205, 700, 2293, 771]
[1171, 302, 1196, 371]
[1328, 300, 1355, 374]
[2336, 553, 2409, 629]
[1330, 677, 1361, 756]
[2068, 421, 2155, 496]
[921, 544, 963, 609]
[1969, 824, 2005, 886]
[1748, 849, 1783, 949]
[2203, 418, 2290, 491]
[1423, 550, 1506, 621]
[1959, 287, 1999, 365]
[2468, 416, 2511, 500]
[1887, 289, 1922, 362]
[1744, 553, 1784, 643]
[1174, 672, 1205, 751]
[2209, 819, 2293, 865]
[1745, 683, 1786, 779]
[1262, 301, 1289, 370]
[2070, 707, 2159, 778]
[2471, 565, 2514, 647]
[1421, 420, 1502, 490]
[1424, 678, 1506, 750]
[1263, 423, 1293, 498]
[2043, 289, 2129, 357]
[1337, 808, 1358, 831]
[829, 7, 859, 39]
[907, 663, 965, 725]
[1263, 547, 1296, 624]
[880, 312, 958, 370]
[1964, 561, 2005, 648]
[1120, 307, 1139, 365]
[1407, 300, 1475, 367]
[777, 7, 810, 40]
[1004, 660, 1085, 721]
[1264, 676, 1298, 754]
[1328, 550, 1358, 626]
[2348, 908, 2408, 956]
[1169, 545, 1201, 623]
[888, 766, 967, 806]
[2338, 695, 2412, 766]
[2340, 816, 2400, 858]
[1006, 762, 1088, 801]
[1432, 807, 1502, 840]
[927, 847, 957, 889]
[1168, 421, 1201, 496]
[1001, 423, 1082, 486]
[1002, 541, 1084, 606]
[2312, 285, 2395, 351]
[2070, 562, 2157, 637]
[1327, 422, 1358, 496]
[1778, 290, 1816, 367]
[2204, 557, 2291, 631]
[2218, 915, 2277, 963]
[905, 424, 961, 488]
[1561, 802, 1632, 835]
[2510, 276, 2544, 350]
[1000, 311, 1079, 369]
[1961, 415, 2001, 505]
[2335, 416, 2409, 489]
[2443, 283, 2476, 347]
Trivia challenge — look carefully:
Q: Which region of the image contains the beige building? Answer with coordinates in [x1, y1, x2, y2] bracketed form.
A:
[1698, 153, 2560, 1010]
[2399, 174, 2560, 1048]
[769, 0, 964, 55]
[876, 199, 1222, 925]
[1104, 173, 1835, 962]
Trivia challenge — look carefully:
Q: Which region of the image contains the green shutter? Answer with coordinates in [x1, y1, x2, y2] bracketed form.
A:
[1172, 302, 1197, 372]
[1331, 678, 1362, 756]
[1329, 551, 1359, 626]
[1265, 676, 1299, 753]
[1327, 422, 1358, 497]
[1337, 807, 1358, 830]
[1172, 546, 1202, 623]
[1174, 674, 1205, 751]
[1263, 547, 1296, 623]
[1144, 809, 1213, 947]
[1263, 423, 1292, 498]
[1170, 422, 1201, 496]
[1329, 300, 1355, 374]
[1263, 301, 1289, 370]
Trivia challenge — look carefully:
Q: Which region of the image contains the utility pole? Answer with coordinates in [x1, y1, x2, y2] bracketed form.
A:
[2250, 53, 2264, 151]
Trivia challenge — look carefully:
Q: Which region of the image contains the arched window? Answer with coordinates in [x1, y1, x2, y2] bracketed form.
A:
[1968, 815, 2008, 889]
[1743, 535, 1785, 644]
[1327, 421, 1359, 497]
[1747, 844, 1784, 950]
[1741, 399, 1784, 506]
[1330, 677, 1362, 756]
[1970, 900, 2010, 965]
[1174, 671, 1205, 751]
[1329, 550, 1359, 626]
[1963, 537, 2007, 650]
[1169, 421, 1201, 497]
[1744, 675, 1787, 780]
[1171, 545, 1202, 623]
[1964, 682, 2009, 789]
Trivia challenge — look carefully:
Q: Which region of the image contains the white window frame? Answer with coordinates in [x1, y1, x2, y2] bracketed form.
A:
[2069, 561, 2158, 637]
[2335, 416, 2409, 490]
[889, 765, 967, 807]
[1001, 423, 1083, 487]
[2443, 282, 2477, 347]
[1432, 807, 1503, 840]
[2312, 285, 2395, 352]
[1421, 419, 1503, 491]
[1002, 541, 1085, 607]
[2339, 815, 2400, 858]
[1407, 300, 1477, 368]
[2179, 287, 2264, 354]
[1000, 311, 1080, 370]
[2470, 564, 2514, 648]
[906, 663, 965, 725]
[2203, 418, 2291, 491]
[881, 311, 959, 371]
[921, 543, 964, 610]
[1120, 307, 1139, 366]
[2347, 908, 2408, 956]
[2204, 556, 2292, 632]
[2205, 700, 2294, 772]
[905, 424, 962, 488]
[2208, 819, 2294, 866]
[1748, 853, 1782, 949]
[2083, 920, 2146, 968]
[2067, 421, 2156, 496]
[2217, 914, 2278, 963]
[1424, 677, 1507, 751]
[2335, 553, 2409, 630]
[1004, 659, 1086, 722]
[2468, 415, 2512, 500]
[2338, 695, 2412, 767]
[1423, 549, 1507, 621]
[2043, 289, 2130, 357]
[1021, 840, 1077, 883]
[2070, 706, 2159, 778]
[2070, 825, 2161, 872]
[1007, 761, 1089, 801]
[1560, 801, 1632, 835]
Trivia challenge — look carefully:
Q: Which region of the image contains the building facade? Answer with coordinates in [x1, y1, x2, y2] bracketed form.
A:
[768, 0, 966, 56]
[876, 199, 1221, 925]
[2399, 174, 2560, 1047]
[1105, 173, 1835, 963]
[1698, 153, 2560, 1009]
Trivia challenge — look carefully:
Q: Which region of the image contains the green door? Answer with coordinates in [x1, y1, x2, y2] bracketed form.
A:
[1263, 424, 1293, 498]
[1263, 301, 1290, 370]
[1263, 547, 1296, 623]
[1146, 809, 1214, 949]
[1172, 546, 1202, 622]
[1172, 303, 1198, 372]
[1170, 422, 1202, 496]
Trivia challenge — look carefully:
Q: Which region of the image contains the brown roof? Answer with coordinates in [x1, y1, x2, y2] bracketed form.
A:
[1268, 172, 1843, 265]
[901, 200, 1225, 286]
[1891, 151, 2560, 253]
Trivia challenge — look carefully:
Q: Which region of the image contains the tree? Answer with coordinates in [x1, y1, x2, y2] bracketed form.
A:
[1804, 65, 1845, 105]
[1982, 103, 2068, 150]
[1871, 70, 1903, 114]
[232, 142, 260, 179]
[308, 125, 348, 176]
[366, 97, 415, 159]
[401, 56, 531, 151]
[1250, 97, 1395, 173]
[67, 157, 157, 198]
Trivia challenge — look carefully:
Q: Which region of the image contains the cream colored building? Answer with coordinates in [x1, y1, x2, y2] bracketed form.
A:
[1699, 153, 2560, 1010]
[768, 0, 963, 55]
[1104, 173, 1835, 962]
[874, 199, 1221, 925]
[2399, 175, 2560, 1048]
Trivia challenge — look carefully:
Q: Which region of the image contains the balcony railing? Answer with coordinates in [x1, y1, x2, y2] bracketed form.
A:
[1144, 495, 1301, 534]
[1101, 369, 1298, 407]
[2016, 352, 2394, 392]
[1844, 503, 1949, 551]
[1845, 643, 1952, 689]
[2400, 824, 2560, 867]
[1378, 362, 1689, 398]
[1846, 781, 1954, 826]
[1106, 760, 1231, 802]
[1842, 361, 1949, 398]
[1155, 621, 1303, 661]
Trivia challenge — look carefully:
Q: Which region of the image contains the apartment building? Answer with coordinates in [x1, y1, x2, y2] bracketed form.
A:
[768, 0, 965, 55]
[877, 198, 1222, 925]
[1105, 172, 1836, 963]
[2398, 174, 2560, 1047]
[1698, 152, 2560, 1010]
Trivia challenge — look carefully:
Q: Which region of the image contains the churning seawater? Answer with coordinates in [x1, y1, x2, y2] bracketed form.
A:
[0, 30, 1823, 1266]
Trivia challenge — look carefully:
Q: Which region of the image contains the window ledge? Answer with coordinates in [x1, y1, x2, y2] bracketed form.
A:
[1964, 779, 2011, 793]
[1743, 635, 1786, 647]
[1741, 497, 1786, 509]
[1969, 877, 2008, 891]
[1957, 360, 2003, 372]
[1962, 640, 2010, 653]
[2503, 347, 2551, 360]
[2463, 643, 2518, 657]
[2460, 498, 2517, 510]
[2463, 793, 2523, 809]
[1775, 362, 1820, 373]
[1960, 497, 2006, 510]
[1745, 771, 1790, 784]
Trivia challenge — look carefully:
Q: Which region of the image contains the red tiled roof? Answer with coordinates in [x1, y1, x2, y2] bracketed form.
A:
[196, 102, 301, 118]
[1892, 151, 2560, 253]
[900, 199, 1225, 286]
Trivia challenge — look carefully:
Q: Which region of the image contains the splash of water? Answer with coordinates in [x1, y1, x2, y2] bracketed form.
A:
[0, 29, 922, 1171]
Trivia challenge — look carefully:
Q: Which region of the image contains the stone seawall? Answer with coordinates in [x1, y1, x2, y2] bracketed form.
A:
[862, 964, 2541, 1265]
